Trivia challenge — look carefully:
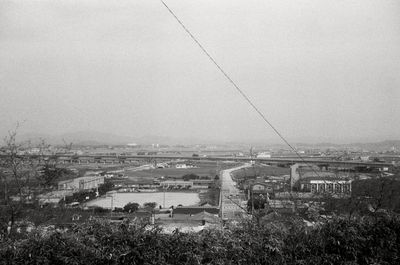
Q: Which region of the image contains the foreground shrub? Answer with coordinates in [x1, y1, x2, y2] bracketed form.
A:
[0, 215, 399, 264]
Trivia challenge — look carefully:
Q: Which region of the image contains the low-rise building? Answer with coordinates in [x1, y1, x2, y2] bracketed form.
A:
[160, 180, 193, 189]
[38, 190, 74, 206]
[268, 199, 295, 213]
[58, 175, 105, 191]
[192, 179, 214, 189]
[252, 183, 274, 194]
[360, 156, 370, 162]
[244, 178, 285, 194]
[172, 206, 219, 221]
[175, 164, 195, 169]
[299, 177, 352, 194]
[256, 152, 271, 158]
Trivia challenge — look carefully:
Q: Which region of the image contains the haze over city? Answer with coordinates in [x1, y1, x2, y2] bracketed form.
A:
[3, 2, 400, 263]
[1, 0, 399, 144]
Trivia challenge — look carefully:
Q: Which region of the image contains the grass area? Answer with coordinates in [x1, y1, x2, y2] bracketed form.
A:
[232, 165, 290, 179]
[124, 164, 220, 180]
[121, 161, 242, 184]
[123, 168, 217, 184]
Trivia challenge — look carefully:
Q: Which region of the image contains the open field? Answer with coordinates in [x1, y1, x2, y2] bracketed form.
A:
[116, 161, 242, 185]
[86, 192, 200, 209]
[124, 167, 218, 179]
[123, 161, 230, 179]
[232, 165, 290, 179]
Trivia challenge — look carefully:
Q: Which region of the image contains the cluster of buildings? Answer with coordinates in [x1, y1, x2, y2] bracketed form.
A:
[159, 179, 214, 190]
[39, 172, 106, 206]
[58, 173, 105, 191]
[290, 163, 352, 195]
[39, 158, 369, 226]
[245, 164, 353, 199]
[231, 163, 356, 216]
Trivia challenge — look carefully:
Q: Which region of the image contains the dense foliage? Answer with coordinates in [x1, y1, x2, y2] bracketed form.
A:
[352, 177, 400, 212]
[98, 182, 115, 196]
[247, 194, 268, 211]
[37, 166, 74, 188]
[64, 190, 97, 204]
[123, 202, 139, 213]
[1, 214, 399, 265]
[143, 202, 157, 209]
[182, 174, 200, 181]
[63, 182, 114, 205]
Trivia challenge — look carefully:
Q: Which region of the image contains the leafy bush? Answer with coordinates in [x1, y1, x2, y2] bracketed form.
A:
[98, 182, 114, 196]
[143, 202, 157, 209]
[182, 174, 199, 181]
[123, 202, 139, 213]
[64, 190, 96, 205]
[1, 214, 399, 264]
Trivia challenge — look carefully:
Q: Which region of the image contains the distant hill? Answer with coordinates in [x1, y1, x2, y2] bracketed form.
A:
[17, 131, 134, 146]
[344, 140, 400, 152]
[277, 140, 400, 152]
[14, 131, 400, 151]
[16, 131, 198, 146]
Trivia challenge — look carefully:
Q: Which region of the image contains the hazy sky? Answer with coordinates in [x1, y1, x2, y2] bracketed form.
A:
[1, 0, 399, 143]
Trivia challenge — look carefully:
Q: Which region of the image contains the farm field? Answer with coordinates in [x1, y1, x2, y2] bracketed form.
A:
[124, 161, 224, 179]
[124, 167, 218, 179]
[119, 161, 241, 184]
[232, 165, 290, 179]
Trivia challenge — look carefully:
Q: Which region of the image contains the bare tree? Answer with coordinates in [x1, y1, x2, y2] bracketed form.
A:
[0, 127, 71, 236]
[0, 128, 34, 235]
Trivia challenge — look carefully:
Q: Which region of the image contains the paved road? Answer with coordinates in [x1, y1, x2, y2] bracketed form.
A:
[220, 163, 251, 220]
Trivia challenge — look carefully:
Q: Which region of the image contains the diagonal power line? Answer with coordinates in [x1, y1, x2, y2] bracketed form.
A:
[160, 0, 324, 180]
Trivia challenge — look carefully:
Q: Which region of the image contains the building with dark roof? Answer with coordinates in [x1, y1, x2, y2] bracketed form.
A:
[172, 206, 219, 220]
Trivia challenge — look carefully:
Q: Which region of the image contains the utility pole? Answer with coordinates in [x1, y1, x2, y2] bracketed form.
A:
[107, 191, 116, 216]
[251, 185, 254, 216]
[4, 179, 8, 204]
[0, 170, 8, 203]
[163, 188, 166, 208]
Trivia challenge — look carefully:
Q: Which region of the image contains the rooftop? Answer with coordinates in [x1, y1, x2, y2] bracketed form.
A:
[173, 206, 219, 215]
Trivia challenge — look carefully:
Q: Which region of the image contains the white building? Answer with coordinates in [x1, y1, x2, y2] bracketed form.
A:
[256, 152, 271, 158]
[175, 164, 195, 169]
[300, 179, 352, 194]
[58, 175, 105, 191]
[360, 156, 370, 162]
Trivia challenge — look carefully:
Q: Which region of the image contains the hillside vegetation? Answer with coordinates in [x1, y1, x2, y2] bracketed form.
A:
[1, 214, 399, 265]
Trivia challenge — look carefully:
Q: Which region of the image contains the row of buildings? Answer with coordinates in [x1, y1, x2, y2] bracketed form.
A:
[58, 172, 105, 191]
[57, 173, 216, 192]
[290, 163, 352, 194]
[159, 179, 214, 189]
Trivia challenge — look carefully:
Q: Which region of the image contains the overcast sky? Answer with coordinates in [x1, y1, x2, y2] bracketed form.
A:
[1, 0, 399, 144]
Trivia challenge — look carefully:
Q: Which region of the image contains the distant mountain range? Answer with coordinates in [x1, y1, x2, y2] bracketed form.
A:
[258, 140, 400, 152]
[14, 131, 400, 151]
[341, 140, 400, 152]
[16, 131, 202, 146]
